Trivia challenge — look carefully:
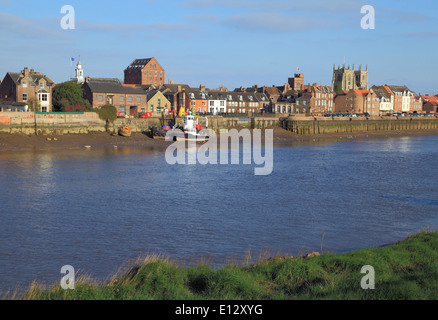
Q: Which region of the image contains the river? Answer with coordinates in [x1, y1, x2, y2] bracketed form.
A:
[0, 135, 437, 294]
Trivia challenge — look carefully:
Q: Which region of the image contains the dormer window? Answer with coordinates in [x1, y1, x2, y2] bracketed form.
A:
[238, 95, 243, 101]
[228, 95, 232, 100]
[40, 81, 45, 88]
[22, 81, 27, 88]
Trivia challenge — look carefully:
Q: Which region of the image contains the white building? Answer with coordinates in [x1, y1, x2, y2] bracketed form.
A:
[72, 60, 85, 84]
[208, 91, 227, 115]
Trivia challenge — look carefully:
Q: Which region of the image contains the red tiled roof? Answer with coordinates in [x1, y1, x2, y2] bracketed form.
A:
[422, 95, 438, 103]
[354, 90, 370, 97]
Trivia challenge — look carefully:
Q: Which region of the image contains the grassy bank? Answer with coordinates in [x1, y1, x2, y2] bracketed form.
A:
[20, 229, 438, 300]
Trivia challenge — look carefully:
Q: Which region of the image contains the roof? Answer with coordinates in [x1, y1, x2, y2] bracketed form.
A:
[160, 83, 191, 94]
[354, 90, 371, 97]
[386, 85, 411, 93]
[7, 71, 54, 87]
[372, 86, 391, 99]
[422, 95, 438, 103]
[125, 58, 152, 70]
[84, 78, 147, 95]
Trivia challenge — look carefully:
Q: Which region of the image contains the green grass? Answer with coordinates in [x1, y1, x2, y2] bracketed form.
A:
[19, 229, 438, 300]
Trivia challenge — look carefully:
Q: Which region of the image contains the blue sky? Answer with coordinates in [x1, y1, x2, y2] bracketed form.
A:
[0, 0, 437, 94]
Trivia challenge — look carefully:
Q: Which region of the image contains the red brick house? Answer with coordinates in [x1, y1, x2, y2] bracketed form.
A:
[0, 67, 54, 112]
[334, 89, 380, 115]
[82, 78, 148, 117]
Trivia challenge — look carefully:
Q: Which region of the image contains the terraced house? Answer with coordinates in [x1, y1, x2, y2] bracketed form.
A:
[0, 67, 54, 112]
[386, 85, 414, 113]
[371, 85, 394, 114]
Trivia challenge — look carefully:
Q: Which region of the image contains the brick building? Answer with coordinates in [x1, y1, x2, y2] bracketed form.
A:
[0, 67, 54, 112]
[124, 57, 165, 87]
[82, 78, 148, 117]
[334, 89, 380, 115]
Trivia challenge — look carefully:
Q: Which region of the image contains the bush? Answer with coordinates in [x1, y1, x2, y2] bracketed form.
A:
[95, 105, 117, 122]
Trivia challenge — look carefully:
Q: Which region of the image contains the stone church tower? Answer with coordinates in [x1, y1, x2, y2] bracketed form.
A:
[332, 64, 368, 91]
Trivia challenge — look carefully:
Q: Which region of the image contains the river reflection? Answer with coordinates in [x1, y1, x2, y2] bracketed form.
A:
[0, 136, 438, 294]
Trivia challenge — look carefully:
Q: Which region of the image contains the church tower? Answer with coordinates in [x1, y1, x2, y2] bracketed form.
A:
[74, 60, 85, 84]
[332, 64, 368, 91]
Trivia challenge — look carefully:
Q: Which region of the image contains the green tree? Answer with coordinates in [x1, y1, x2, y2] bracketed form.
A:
[53, 81, 90, 112]
[27, 98, 41, 112]
[95, 105, 117, 122]
[334, 82, 343, 94]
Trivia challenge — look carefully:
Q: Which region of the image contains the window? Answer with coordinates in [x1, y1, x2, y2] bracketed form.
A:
[119, 106, 125, 113]
[202, 101, 206, 106]
[141, 108, 145, 113]
[41, 94, 48, 102]
[137, 97, 141, 103]
[150, 105, 154, 112]
[40, 81, 44, 88]
[210, 101, 214, 106]
[98, 95, 103, 102]
[158, 99, 161, 107]
[128, 96, 133, 102]
[220, 101, 225, 106]
[22, 93, 28, 101]
[42, 107, 47, 112]
[192, 101, 196, 106]
[22, 81, 27, 88]
[120, 96, 124, 102]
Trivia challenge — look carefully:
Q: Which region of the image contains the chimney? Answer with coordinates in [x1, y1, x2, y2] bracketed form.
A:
[23, 67, 29, 77]
[177, 85, 182, 92]
[200, 84, 205, 91]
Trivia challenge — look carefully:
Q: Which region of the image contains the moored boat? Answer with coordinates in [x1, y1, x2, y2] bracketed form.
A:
[119, 125, 132, 137]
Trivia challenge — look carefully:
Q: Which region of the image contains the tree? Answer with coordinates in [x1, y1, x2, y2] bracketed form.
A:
[95, 105, 117, 122]
[334, 82, 343, 94]
[27, 98, 41, 112]
[52, 81, 90, 112]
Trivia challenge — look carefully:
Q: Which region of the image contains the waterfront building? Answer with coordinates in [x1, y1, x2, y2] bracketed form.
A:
[334, 89, 380, 115]
[207, 90, 227, 115]
[371, 85, 394, 114]
[0, 67, 54, 112]
[385, 85, 414, 113]
[124, 57, 165, 87]
[82, 78, 148, 116]
[422, 95, 438, 113]
[146, 89, 171, 115]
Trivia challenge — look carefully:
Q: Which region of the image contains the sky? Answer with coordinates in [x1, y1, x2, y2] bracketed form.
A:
[0, 0, 437, 94]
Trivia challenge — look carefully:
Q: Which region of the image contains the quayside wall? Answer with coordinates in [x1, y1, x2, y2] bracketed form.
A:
[279, 117, 438, 135]
[0, 111, 437, 135]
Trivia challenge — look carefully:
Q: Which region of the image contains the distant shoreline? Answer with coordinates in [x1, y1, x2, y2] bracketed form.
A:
[1, 127, 438, 152]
